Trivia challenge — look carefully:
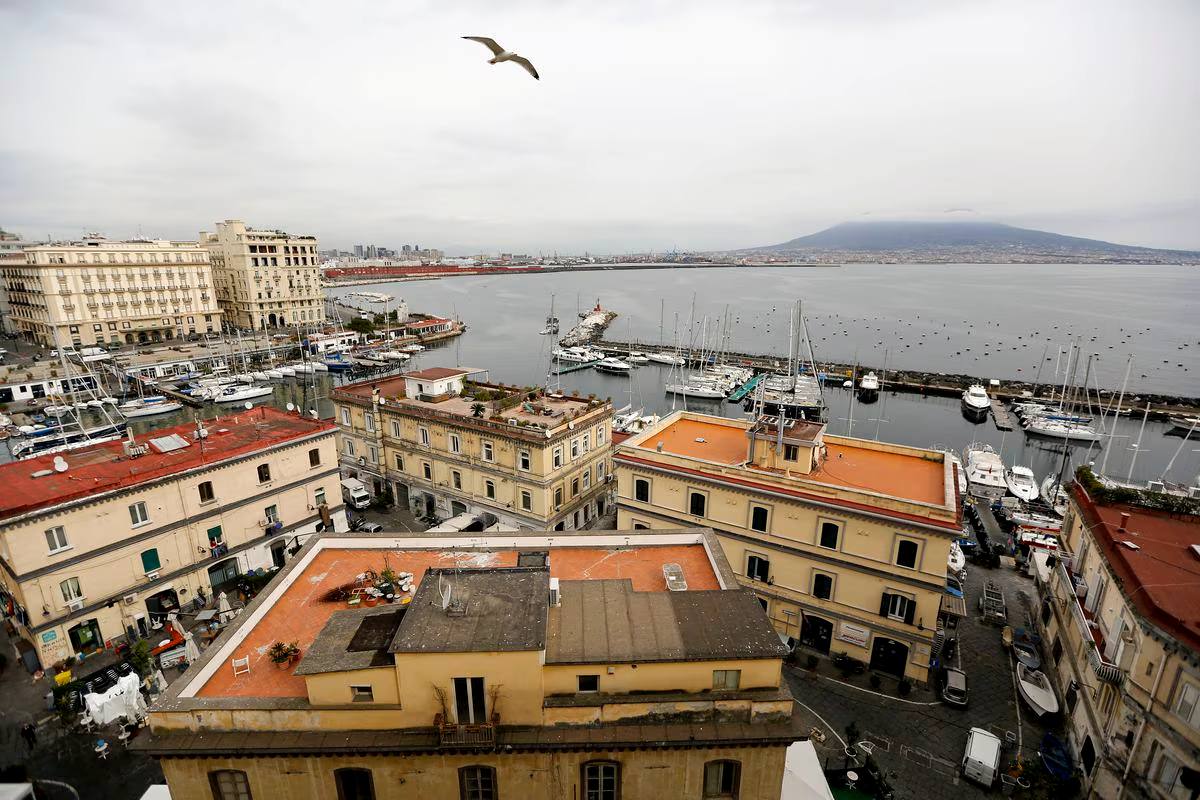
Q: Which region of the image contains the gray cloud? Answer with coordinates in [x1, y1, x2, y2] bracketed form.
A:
[1, 0, 1197, 253]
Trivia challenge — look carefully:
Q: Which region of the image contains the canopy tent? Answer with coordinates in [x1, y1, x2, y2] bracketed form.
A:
[83, 672, 146, 725]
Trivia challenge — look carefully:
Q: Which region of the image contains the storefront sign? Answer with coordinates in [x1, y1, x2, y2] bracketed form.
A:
[837, 622, 870, 648]
[40, 630, 57, 644]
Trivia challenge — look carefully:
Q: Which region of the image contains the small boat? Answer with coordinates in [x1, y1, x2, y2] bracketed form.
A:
[626, 351, 650, 365]
[73, 402, 90, 410]
[86, 399, 104, 408]
[947, 540, 966, 575]
[645, 351, 686, 366]
[1039, 476, 1069, 516]
[1013, 640, 1041, 670]
[265, 369, 285, 380]
[857, 371, 880, 402]
[120, 397, 183, 418]
[665, 380, 728, 399]
[43, 405, 73, 417]
[1167, 415, 1200, 438]
[553, 346, 603, 364]
[399, 344, 425, 353]
[594, 357, 634, 375]
[964, 443, 1007, 499]
[1039, 734, 1074, 781]
[1005, 466, 1040, 502]
[961, 384, 990, 418]
[100, 397, 119, 405]
[1023, 416, 1103, 442]
[210, 384, 274, 404]
[323, 353, 354, 371]
[1016, 663, 1059, 718]
[251, 371, 270, 381]
[10, 421, 129, 459]
[279, 366, 296, 377]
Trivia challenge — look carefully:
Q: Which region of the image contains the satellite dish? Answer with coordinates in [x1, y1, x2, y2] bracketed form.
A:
[53, 456, 69, 473]
[286, 402, 295, 412]
[244, 402, 253, 410]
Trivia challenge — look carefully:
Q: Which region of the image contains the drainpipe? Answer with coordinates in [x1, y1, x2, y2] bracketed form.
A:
[1119, 646, 1169, 797]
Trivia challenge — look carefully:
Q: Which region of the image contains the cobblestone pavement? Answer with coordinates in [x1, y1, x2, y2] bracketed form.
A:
[786, 555, 1069, 799]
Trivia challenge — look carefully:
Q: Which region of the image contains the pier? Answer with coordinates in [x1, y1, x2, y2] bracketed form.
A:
[990, 399, 1016, 431]
[553, 360, 601, 374]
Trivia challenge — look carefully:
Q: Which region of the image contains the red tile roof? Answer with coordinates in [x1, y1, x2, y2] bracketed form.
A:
[1072, 483, 1200, 654]
[0, 407, 336, 519]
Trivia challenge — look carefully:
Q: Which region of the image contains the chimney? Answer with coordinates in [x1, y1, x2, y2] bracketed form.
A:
[1118, 512, 1130, 532]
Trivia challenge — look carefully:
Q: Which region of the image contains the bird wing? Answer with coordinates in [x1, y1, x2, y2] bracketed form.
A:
[510, 55, 540, 80]
[462, 36, 505, 56]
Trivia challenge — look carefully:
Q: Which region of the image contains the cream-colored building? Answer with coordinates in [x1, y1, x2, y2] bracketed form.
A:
[333, 368, 614, 531]
[3, 234, 222, 347]
[139, 528, 805, 800]
[615, 412, 962, 684]
[1034, 472, 1200, 798]
[0, 228, 31, 335]
[0, 407, 345, 672]
[200, 219, 324, 330]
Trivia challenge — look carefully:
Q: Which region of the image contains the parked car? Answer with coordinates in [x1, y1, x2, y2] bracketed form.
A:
[358, 521, 384, 533]
[939, 667, 969, 708]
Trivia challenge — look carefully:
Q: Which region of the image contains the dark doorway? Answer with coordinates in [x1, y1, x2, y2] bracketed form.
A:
[144, 588, 180, 628]
[451, 501, 468, 516]
[869, 637, 909, 678]
[207, 558, 241, 593]
[270, 539, 287, 569]
[453, 676, 487, 724]
[423, 494, 435, 517]
[1081, 737, 1096, 776]
[67, 619, 103, 653]
[799, 614, 834, 654]
[268, 313, 278, 327]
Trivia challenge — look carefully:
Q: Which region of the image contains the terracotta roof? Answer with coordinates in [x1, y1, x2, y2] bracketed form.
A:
[1071, 483, 1200, 654]
[0, 407, 335, 520]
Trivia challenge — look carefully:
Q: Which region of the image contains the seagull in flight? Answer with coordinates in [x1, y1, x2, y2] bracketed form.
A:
[462, 36, 540, 80]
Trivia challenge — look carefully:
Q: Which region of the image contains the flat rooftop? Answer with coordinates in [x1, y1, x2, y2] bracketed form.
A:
[624, 413, 950, 508]
[186, 532, 728, 701]
[0, 407, 335, 519]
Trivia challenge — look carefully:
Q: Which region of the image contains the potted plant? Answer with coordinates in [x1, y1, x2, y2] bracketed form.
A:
[268, 641, 299, 668]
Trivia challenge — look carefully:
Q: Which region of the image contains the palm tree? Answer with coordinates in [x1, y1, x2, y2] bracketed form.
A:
[471, 403, 486, 418]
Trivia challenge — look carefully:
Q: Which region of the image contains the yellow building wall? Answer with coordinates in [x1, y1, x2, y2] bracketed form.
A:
[305, 667, 401, 706]
[159, 745, 789, 800]
[394, 650, 545, 726]
[542, 658, 781, 695]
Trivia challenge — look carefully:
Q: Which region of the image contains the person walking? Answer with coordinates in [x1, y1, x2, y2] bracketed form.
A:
[20, 721, 37, 752]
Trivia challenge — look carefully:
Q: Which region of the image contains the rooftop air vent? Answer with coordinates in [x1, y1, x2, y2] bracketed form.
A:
[1120, 541, 1140, 551]
[1189, 544, 1200, 561]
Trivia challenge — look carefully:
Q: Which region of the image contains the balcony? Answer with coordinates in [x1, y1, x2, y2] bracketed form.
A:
[1055, 559, 1128, 685]
[436, 717, 495, 747]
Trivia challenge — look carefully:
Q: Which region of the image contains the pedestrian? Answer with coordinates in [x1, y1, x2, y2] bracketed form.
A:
[20, 721, 37, 752]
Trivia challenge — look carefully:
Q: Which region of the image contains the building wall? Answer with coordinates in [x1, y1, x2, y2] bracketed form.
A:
[158, 745, 789, 800]
[616, 462, 954, 683]
[0, 432, 342, 668]
[542, 658, 782, 695]
[306, 667, 401, 706]
[200, 220, 324, 330]
[5, 239, 220, 347]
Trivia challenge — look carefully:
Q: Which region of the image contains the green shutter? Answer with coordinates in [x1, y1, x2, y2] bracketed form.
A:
[141, 548, 161, 573]
[207, 525, 223, 543]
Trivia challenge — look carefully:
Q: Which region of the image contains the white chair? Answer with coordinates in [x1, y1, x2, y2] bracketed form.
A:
[231, 656, 250, 676]
[94, 741, 110, 760]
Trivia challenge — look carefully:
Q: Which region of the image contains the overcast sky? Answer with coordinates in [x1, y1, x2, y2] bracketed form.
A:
[2, 0, 1197, 254]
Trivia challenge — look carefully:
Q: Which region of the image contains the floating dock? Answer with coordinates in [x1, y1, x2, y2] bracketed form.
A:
[553, 360, 601, 375]
[990, 400, 1016, 431]
[973, 500, 1007, 549]
[728, 374, 765, 402]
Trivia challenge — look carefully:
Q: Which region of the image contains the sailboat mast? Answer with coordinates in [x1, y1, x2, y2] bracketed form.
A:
[1099, 355, 1133, 476]
[1127, 403, 1150, 483]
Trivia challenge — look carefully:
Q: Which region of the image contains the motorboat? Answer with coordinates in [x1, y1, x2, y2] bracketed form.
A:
[278, 366, 297, 377]
[961, 384, 990, 418]
[594, 357, 634, 375]
[665, 379, 728, 400]
[210, 384, 274, 404]
[399, 344, 425, 353]
[645, 351, 686, 366]
[1013, 641, 1041, 670]
[43, 405, 73, 417]
[947, 540, 966, 575]
[119, 397, 183, 418]
[1016, 663, 1059, 718]
[626, 351, 650, 365]
[1023, 416, 1103, 442]
[265, 369, 285, 380]
[553, 346, 603, 364]
[857, 371, 880, 402]
[251, 371, 270, 381]
[963, 443, 1007, 499]
[1005, 466, 1040, 502]
[1167, 415, 1200, 437]
[381, 350, 412, 362]
[323, 353, 354, 371]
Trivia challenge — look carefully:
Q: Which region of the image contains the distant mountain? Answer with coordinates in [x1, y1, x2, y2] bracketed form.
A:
[742, 220, 1198, 263]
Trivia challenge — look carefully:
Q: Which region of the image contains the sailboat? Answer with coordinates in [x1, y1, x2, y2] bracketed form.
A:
[646, 301, 686, 366]
[540, 295, 560, 335]
[119, 395, 183, 418]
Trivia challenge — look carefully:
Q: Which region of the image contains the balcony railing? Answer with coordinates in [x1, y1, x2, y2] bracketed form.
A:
[1056, 560, 1127, 685]
[437, 719, 495, 747]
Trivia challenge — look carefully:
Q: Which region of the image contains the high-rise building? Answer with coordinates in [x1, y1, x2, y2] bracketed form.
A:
[3, 234, 222, 347]
[0, 228, 32, 336]
[353, 244, 364, 258]
[199, 220, 325, 331]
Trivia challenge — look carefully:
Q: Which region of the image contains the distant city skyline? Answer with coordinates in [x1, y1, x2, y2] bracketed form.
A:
[2, 1, 1197, 253]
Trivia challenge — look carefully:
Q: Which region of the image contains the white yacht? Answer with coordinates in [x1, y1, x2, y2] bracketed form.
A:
[646, 351, 686, 366]
[1023, 415, 1102, 442]
[857, 371, 880, 402]
[665, 378, 728, 399]
[594, 357, 634, 374]
[209, 384, 274, 404]
[963, 442, 1007, 499]
[961, 384, 990, 417]
[626, 351, 650, 365]
[119, 396, 183, 418]
[1005, 465, 1040, 502]
[1040, 476, 1070, 517]
[553, 346, 603, 363]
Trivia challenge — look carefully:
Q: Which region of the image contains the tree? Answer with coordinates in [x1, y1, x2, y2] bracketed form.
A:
[347, 317, 374, 336]
[471, 403, 486, 418]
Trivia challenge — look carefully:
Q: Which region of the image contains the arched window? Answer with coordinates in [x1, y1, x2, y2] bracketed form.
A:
[335, 768, 375, 800]
[459, 765, 497, 800]
[208, 770, 252, 800]
[581, 760, 620, 800]
[703, 760, 741, 798]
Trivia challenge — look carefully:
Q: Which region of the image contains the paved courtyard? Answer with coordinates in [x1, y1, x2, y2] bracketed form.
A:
[785, 552, 1071, 799]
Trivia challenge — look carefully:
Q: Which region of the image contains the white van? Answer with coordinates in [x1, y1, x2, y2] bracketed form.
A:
[962, 727, 1002, 787]
[340, 478, 371, 510]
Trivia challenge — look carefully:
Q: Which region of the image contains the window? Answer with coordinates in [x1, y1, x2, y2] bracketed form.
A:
[345, 438, 356, 459]
[45, 526, 69, 553]
[207, 525, 224, 544]
[703, 760, 741, 799]
[583, 433, 590, 451]
[339, 407, 350, 425]
[1176, 683, 1200, 729]
[518, 450, 530, 470]
[895, 539, 920, 569]
[746, 554, 770, 582]
[449, 433, 461, 453]
[141, 549, 161, 574]
[577, 674, 600, 692]
[818, 521, 840, 549]
[713, 669, 741, 690]
[128, 501, 149, 526]
[554, 487, 563, 507]
[209, 769, 252, 800]
[485, 480, 495, 499]
[422, 462, 432, 480]
[553, 447, 563, 469]
[597, 461, 606, 481]
[520, 490, 532, 511]
[582, 761, 620, 800]
[264, 505, 279, 524]
[597, 425, 605, 444]
[452, 470, 462, 490]
[198, 481, 215, 503]
[394, 453, 404, 471]
[634, 478, 650, 502]
[481, 441, 494, 462]
[350, 685, 374, 703]
[459, 766, 497, 800]
[390, 421, 401, 437]
[308, 448, 321, 467]
[315, 487, 326, 506]
[783, 443, 799, 462]
[256, 463, 271, 483]
[419, 427, 430, 446]
[571, 477, 579, 497]
[60, 577, 82, 604]
[571, 439, 580, 459]
[750, 505, 769, 533]
[583, 470, 591, 490]
[812, 572, 834, 600]
[689, 491, 707, 517]
[368, 445, 379, 464]
[453, 676, 487, 723]
[881, 592, 914, 624]
[1153, 750, 1185, 798]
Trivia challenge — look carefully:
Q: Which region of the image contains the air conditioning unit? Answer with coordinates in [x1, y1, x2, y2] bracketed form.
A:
[67, 598, 85, 612]
[548, 577, 561, 608]
[145, 571, 159, 581]
[123, 593, 139, 605]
